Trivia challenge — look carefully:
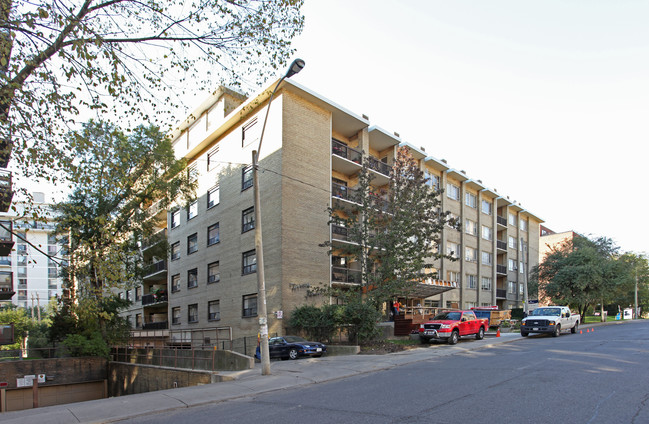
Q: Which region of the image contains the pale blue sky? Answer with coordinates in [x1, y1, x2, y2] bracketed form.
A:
[285, 0, 649, 254]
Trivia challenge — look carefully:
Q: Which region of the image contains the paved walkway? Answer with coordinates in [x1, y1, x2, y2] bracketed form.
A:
[1, 324, 610, 424]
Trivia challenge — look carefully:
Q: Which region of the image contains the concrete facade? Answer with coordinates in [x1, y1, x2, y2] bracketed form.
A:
[121, 80, 543, 341]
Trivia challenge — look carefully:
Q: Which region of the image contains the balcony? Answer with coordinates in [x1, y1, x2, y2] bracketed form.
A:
[331, 266, 361, 285]
[142, 290, 168, 306]
[0, 271, 14, 300]
[332, 182, 360, 204]
[0, 256, 10, 266]
[331, 224, 349, 242]
[143, 260, 167, 280]
[142, 321, 168, 330]
[367, 156, 390, 177]
[497, 215, 507, 227]
[496, 240, 507, 251]
[332, 139, 362, 176]
[0, 220, 13, 256]
[496, 265, 507, 275]
[496, 289, 506, 299]
[141, 228, 167, 251]
[0, 170, 13, 213]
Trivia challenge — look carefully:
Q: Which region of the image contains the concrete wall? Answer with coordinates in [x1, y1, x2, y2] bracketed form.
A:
[3, 381, 105, 412]
[108, 362, 231, 397]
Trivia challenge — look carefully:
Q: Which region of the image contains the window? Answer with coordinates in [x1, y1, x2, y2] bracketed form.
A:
[171, 210, 180, 228]
[520, 219, 528, 231]
[172, 307, 180, 325]
[465, 219, 477, 236]
[508, 281, 516, 294]
[465, 247, 477, 262]
[242, 165, 253, 190]
[242, 207, 255, 233]
[242, 294, 258, 317]
[208, 300, 220, 321]
[519, 262, 525, 274]
[465, 192, 477, 208]
[207, 261, 220, 284]
[481, 226, 493, 241]
[509, 213, 516, 226]
[446, 183, 460, 201]
[207, 146, 220, 172]
[187, 233, 198, 254]
[188, 304, 198, 323]
[242, 118, 259, 148]
[171, 242, 180, 260]
[206, 223, 220, 246]
[481, 251, 493, 266]
[171, 274, 180, 292]
[135, 286, 142, 301]
[48, 234, 57, 244]
[242, 250, 257, 274]
[519, 283, 524, 295]
[481, 200, 492, 215]
[207, 185, 220, 209]
[47, 266, 57, 278]
[425, 172, 440, 190]
[187, 164, 198, 181]
[465, 302, 476, 309]
[126, 290, 132, 301]
[481, 277, 492, 291]
[447, 271, 460, 284]
[508, 259, 516, 271]
[188, 268, 198, 288]
[466, 274, 477, 289]
[446, 242, 460, 259]
[187, 201, 198, 220]
[135, 314, 142, 329]
[18, 267, 26, 277]
[508, 236, 516, 249]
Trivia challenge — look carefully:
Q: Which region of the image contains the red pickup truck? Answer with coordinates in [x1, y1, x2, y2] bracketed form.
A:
[418, 310, 489, 345]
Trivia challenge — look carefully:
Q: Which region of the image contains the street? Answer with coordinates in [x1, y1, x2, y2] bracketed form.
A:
[124, 321, 649, 424]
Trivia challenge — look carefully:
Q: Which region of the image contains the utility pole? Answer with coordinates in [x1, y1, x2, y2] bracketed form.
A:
[521, 237, 528, 315]
[635, 267, 638, 319]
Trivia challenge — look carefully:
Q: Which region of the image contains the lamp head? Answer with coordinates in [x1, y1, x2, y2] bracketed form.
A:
[285, 58, 305, 79]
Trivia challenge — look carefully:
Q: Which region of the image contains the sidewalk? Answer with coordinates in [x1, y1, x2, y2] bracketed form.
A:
[1, 325, 610, 424]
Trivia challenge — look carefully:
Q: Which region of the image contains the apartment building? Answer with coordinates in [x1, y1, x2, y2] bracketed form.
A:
[0, 192, 65, 308]
[123, 81, 543, 340]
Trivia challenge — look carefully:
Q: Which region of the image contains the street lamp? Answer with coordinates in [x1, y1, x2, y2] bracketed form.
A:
[253, 58, 305, 375]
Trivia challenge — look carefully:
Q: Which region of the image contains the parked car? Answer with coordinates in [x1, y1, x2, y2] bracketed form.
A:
[520, 306, 580, 337]
[268, 336, 327, 360]
[418, 310, 489, 345]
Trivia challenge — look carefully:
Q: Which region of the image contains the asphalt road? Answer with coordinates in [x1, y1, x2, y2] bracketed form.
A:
[124, 320, 649, 424]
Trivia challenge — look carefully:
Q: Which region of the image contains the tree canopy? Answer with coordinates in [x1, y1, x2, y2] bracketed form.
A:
[51, 120, 194, 349]
[0, 0, 304, 185]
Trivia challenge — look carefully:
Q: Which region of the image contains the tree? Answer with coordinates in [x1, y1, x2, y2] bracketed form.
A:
[329, 146, 456, 312]
[52, 120, 194, 349]
[532, 236, 622, 321]
[0, 304, 31, 350]
[0, 0, 304, 184]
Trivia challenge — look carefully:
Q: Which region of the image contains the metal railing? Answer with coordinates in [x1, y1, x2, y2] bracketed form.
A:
[497, 215, 507, 226]
[144, 260, 167, 277]
[331, 266, 361, 284]
[496, 264, 507, 274]
[141, 292, 168, 305]
[496, 289, 506, 298]
[367, 156, 390, 176]
[332, 139, 362, 164]
[496, 240, 507, 250]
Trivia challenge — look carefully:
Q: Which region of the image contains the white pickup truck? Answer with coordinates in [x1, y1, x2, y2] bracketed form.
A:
[520, 306, 580, 337]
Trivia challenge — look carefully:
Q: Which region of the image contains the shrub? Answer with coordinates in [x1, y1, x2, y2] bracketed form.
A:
[62, 332, 109, 358]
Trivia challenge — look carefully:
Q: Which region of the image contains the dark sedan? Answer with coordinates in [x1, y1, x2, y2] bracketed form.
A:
[268, 336, 327, 360]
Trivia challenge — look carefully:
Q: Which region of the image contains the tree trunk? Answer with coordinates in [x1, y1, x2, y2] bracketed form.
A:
[600, 297, 606, 322]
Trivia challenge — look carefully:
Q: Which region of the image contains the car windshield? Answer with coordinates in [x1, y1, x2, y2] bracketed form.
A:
[433, 312, 461, 321]
[283, 336, 308, 343]
[531, 308, 561, 316]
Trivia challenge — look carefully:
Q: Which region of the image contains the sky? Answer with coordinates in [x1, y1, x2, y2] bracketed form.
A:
[280, 0, 649, 254]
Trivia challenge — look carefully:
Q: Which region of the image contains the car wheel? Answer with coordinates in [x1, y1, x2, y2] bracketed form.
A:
[552, 325, 561, 337]
[521, 331, 529, 337]
[448, 330, 459, 345]
[288, 348, 299, 360]
[475, 327, 485, 340]
[571, 322, 579, 334]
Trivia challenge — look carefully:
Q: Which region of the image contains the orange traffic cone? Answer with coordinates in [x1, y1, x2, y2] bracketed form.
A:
[579, 330, 582, 334]
[591, 328, 594, 332]
[586, 328, 590, 333]
[496, 328, 501, 337]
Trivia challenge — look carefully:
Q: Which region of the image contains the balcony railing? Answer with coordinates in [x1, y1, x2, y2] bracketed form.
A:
[367, 156, 390, 177]
[496, 240, 507, 251]
[332, 182, 360, 203]
[332, 139, 362, 164]
[0, 271, 14, 300]
[143, 321, 168, 330]
[496, 265, 507, 275]
[0, 170, 13, 213]
[144, 260, 167, 278]
[496, 289, 506, 299]
[331, 224, 348, 241]
[142, 291, 168, 306]
[142, 228, 167, 250]
[331, 266, 361, 285]
[497, 215, 507, 226]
